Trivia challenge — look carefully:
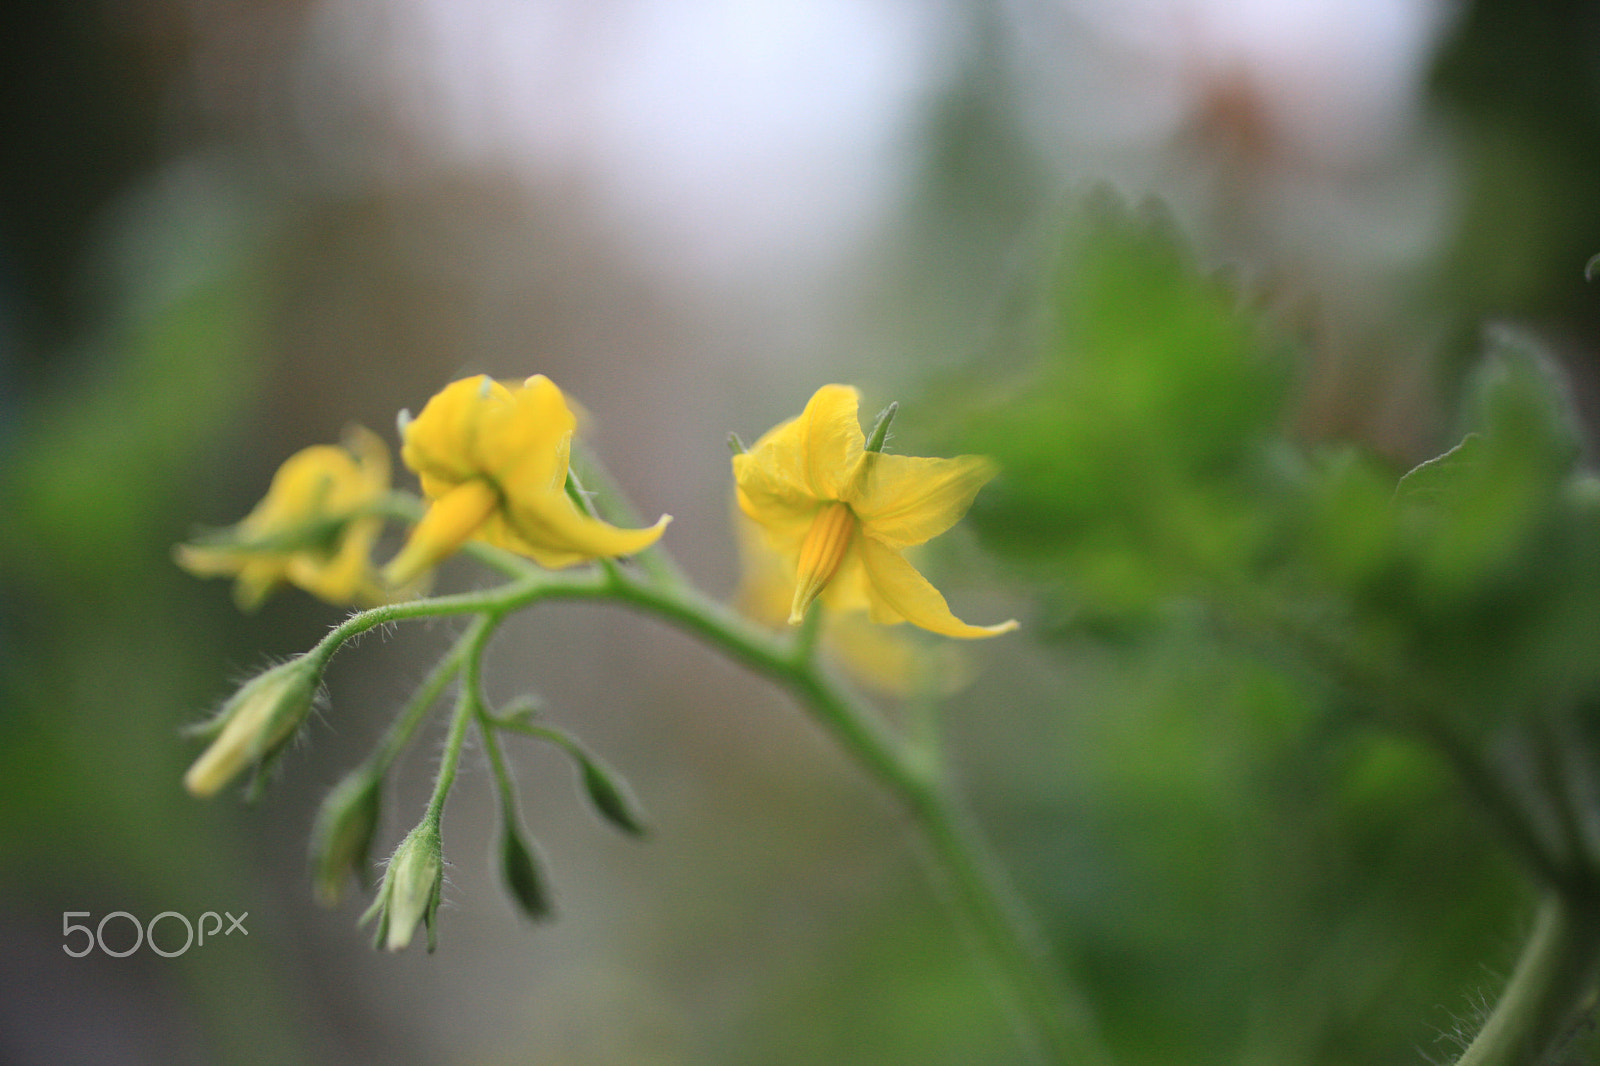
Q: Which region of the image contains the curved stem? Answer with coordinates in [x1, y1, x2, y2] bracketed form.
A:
[906, 778, 1110, 1066]
[606, 572, 1110, 1066]
[1455, 894, 1600, 1066]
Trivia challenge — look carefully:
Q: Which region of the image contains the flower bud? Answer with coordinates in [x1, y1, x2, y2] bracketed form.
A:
[499, 817, 554, 922]
[309, 768, 383, 906]
[575, 753, 649, 838]
[364, 821, 444, 952]
[183, 656, 320, 798]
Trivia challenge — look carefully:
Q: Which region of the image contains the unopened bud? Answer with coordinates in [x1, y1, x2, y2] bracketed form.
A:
[184, 656, 320, 798]
[576, 753, 649, 838]
[364, 821, 444, 952]
[499, 817, 554, 921]
[310, 769, 383, 906]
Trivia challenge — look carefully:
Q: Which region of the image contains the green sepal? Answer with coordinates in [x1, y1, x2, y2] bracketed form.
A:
[361, 819, 444, 952]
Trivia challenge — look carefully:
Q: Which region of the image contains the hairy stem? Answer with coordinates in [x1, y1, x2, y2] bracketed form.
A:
[424, 615, 496, 827]
[1455, 894, 1600, 1066]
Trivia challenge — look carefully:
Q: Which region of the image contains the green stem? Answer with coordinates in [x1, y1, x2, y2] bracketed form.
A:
[423, 615, 496, 827]
[476, 703, 520, 820]
[605, 573, 1109, 1066]
[1455, 894, 1600, 1066]
[309, 559, 1102, 1063]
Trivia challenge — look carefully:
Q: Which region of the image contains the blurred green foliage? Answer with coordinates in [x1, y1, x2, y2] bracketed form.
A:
[0, 204, 328, 1063]
[953, 196, 1600, 1063]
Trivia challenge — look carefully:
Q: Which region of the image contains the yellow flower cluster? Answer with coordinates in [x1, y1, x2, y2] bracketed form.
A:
[179, 376, 1013, 805]
[178, 375, 672, 607]
[180, 378, 1009, 668]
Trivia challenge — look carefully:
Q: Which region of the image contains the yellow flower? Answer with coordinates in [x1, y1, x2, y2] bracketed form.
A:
[733, 384, 1017, 639]
[384, 375, 670, 584]
[734, 511, 969, 693]
[176, 426, 392, 610]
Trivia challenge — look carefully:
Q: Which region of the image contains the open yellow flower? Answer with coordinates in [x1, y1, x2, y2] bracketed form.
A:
[734, 510, 969, 693]
[176, 426, 392, 609]
[384, 374, 670, 584]
[733, 384, 1017, 639]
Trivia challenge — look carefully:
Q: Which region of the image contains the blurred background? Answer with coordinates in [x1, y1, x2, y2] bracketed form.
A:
[4, 0, 1600, 1063]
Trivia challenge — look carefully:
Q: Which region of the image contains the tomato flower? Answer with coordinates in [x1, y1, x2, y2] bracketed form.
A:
[733, 509, 969, 692]
[384, 375, 670, 584]
[733, 385, 1017, 639]
[176, 426, 392, 609]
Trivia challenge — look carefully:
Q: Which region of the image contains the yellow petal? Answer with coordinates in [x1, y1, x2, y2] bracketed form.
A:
[734, 484, 815, 555]
[384, 479, 501, 585]
[400, 376, 517, 483]
[856, 536, 1017, 639]
[288, 516, 383, 605]
[233, 558, 287, 612]
[849, 453, 998, 549]
[739, 384, 865, 507]
[476, 374, 575, 497]
[173, 542, 241, 579]
[248, 447, 346, 527]
[342, 424, 392, 502]
[500, 490, 671, 568]
[733, 456, 823, 529]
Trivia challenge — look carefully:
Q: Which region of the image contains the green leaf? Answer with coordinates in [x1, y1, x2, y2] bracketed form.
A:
[1395, 434, 1483, 505]
[960, 192, 1288, 621]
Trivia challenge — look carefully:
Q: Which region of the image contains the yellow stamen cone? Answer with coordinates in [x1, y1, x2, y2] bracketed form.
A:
[789, 501, 857, 624]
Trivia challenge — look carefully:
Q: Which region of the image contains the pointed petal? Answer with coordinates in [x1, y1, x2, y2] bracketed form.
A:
[401, 375, 516, 482]
[733, 455, 822, 529]
[384, 479, 501, 585]
[857, 536, 1017, 639]
[794, 384, 867, 498]
[734, 483, 815, 549]
[173, 543, 241, 580]
[232, 558, 284, 612]
[288, 516, 383, 605]
[341, 424, 392, 501]
[850, 454, 998, 549]
[740, 385, 865, 506]
[501, 490, 671, 568]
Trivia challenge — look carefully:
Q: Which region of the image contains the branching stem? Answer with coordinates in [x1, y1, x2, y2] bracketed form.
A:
[310, 502, 1108, 1066]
